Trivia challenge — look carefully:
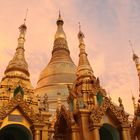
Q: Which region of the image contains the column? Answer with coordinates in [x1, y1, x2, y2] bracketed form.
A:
[42, 126, 48, 140]
[79, 109, 91, 140]
[34, 130, 41, 140]
[89, 124, 100, 140]
[41, 112, 52, 140]
[30, 124, 45, 140]
[121, 125, 131, 140]
[71, 126, 80, 140]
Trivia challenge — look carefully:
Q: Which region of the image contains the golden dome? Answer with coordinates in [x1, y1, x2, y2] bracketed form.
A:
[35, 14, 76, 111]
[36, 49, 76, 90]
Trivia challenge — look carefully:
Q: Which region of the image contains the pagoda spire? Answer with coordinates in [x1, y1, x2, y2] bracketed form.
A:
[54, 11, 66, 40]
[130, 40, 140, 104]
[35, 13, 76, 112]
[129, 40, 140, 75]
[0, 13, 33, 98]
[51, 12, 70, 54]
[4, 21, 29, 77]
[77, 23, 93, 78]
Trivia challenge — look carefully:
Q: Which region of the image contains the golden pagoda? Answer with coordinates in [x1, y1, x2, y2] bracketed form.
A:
[35, 13, 76, 112]
[0, 19, 51, 140]
[0, 13, 140, 140]
[53, 25, 132, 140]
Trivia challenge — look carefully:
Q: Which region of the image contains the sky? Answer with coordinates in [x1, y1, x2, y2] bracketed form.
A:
[0, 0, 140, 115]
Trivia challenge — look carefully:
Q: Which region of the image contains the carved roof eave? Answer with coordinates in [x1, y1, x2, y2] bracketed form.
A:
[90, 97, 129, 125]
[0, 94, 43, 124]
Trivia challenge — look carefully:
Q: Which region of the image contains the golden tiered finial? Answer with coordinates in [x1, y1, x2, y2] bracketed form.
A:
[78, 22, 85, 45]
[58, 10, 62, 21]
[55, 11, 66, 39]
[17, 9, 28, 48]
[77, 23, 93, 77]
[129, 40, 139, 62]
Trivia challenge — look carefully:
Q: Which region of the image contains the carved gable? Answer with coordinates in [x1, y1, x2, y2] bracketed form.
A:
[0, 94, 43, 124]
[90, 97, 129, 125]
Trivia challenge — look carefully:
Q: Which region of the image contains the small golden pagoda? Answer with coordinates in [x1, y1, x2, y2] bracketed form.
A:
[0, 19, 51, 140]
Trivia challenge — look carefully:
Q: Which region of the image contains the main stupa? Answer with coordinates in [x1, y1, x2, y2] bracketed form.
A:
[35, 13, 76, 111]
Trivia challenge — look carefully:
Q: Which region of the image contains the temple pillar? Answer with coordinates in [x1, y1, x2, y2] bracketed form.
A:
[89, 124, 100, 140]
[34, 130, 41, 140]
[30, 124, 45, 140]
[121, 124, 131, 140]
[71, 125, 80, 140]
[41, 112, 51, 140]
[79, 109, 91, 140]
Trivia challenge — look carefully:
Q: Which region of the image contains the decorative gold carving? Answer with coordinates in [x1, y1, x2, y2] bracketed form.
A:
[0, 94, 43, 124]
[90, 97, 129, 124]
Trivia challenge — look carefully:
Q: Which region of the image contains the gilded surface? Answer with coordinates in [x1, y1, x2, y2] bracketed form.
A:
[90, 97, 129, 124]
[0, 94, 43, 124]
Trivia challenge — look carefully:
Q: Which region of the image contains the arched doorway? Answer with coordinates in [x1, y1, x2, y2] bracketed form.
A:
[99, 124, 120, 140]
[0, 124, 32, 140]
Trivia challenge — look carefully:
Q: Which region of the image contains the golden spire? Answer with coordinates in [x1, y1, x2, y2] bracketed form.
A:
[4, 22, 29, 76]
[77, 23, 93, 78]
[55, 11, 66, 40]
[4, 11, 30, 79]
[130, 40, 140, 103]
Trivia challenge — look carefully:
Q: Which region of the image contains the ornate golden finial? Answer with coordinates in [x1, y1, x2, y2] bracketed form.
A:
[78, 22, 85, 42]
[55, 11, 66, 39]
[24, 8, 28, 24]
[129, 40, 139, 62]
[58, 10, 61, 19]
[77, 23, 94, 78]
[57, 10, 63, 24]
[118, 97, 124, 110]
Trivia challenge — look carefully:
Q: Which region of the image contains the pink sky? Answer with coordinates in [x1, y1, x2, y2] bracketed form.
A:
[0, 0, 140, 115]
